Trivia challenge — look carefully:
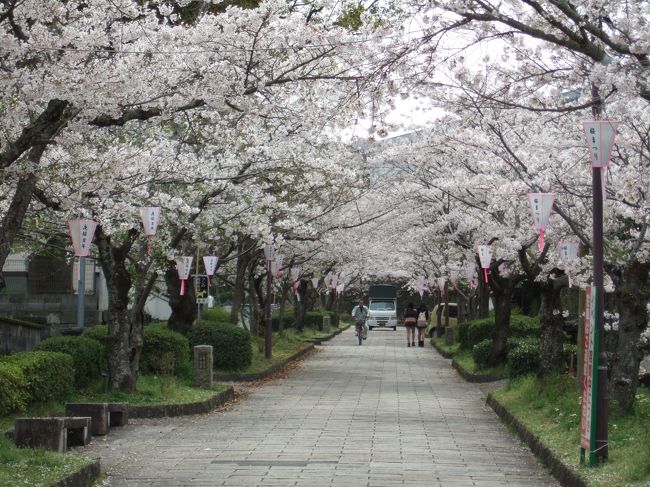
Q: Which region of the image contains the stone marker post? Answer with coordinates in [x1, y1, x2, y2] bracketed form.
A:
[445, 326, 454, 345]
[323, 315, 331, 333]
[193, 345, 213, 389]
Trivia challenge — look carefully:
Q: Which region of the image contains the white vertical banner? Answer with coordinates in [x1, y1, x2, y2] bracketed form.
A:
[581, 120, 620, 168]
[175, 256, 193, 296]
[68, 219, 98, 257]
[203, 255, 219, 287]
[415, 275, 425, 298]
[465, 262, 477, 289]
[449, 268, 459, 288]
[558, 240, 580, 287]
[528, 193, 555, 252]
[140, 207, 161, 255]
[311, 277, 320, 289]
[477, 245, 493, 283]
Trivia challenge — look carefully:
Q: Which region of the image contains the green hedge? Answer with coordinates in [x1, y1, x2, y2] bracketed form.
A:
[200, 307, 231, 323]
[0, 351, 74, 407]
[141, 324, 191, 377]
[510, 315, 540, 338]
[0, 363, 28, 415]
[35, 336, 103, 388]
[459, 315, 540, 351]
[463, 318, 493, 350]
[188, 320, 252, 370]
[472, 339, 493, 370]
[82, 325, 110, 346]
[507, 338, 541, 377]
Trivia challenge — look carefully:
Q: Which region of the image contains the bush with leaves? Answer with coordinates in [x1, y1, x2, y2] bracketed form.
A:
[507, 338, 541, 377]
[0, 351, 74, 405]
[510, 315, 541, 339]
[200, 307, 231, 323]
[0, 363, 28, 415]
[472, 339, 493, 370]
[463, 318, 494, 350]
[141, 324, 191, 377]
[188, 320, 252, 370]
[35, 335, 104, 388]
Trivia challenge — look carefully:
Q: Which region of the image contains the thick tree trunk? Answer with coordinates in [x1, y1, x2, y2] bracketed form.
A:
[488, 278, 515, 367]
[95, 228, 137, 392]
[0, 175, 37, 289]
[165, 263, 197, 335]
[129, 257, 157, 378]
[248, 266, 262, 337]
[230, 239, 254, 325]
[478, 277, 490, 318]
[610, 262, 650, 412]
[537, 277, 567, 376]
[295, 280, 308, 332]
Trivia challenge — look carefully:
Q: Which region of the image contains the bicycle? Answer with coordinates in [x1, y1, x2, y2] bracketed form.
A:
[355, 319, 365, 346]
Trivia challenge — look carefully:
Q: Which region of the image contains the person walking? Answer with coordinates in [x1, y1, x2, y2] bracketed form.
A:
[403, 302, 418, 347]
[416, 303, 429, 347]
[351, 298, 369, 345]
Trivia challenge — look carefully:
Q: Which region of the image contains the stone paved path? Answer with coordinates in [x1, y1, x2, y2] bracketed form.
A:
[81, 328, 560, 486]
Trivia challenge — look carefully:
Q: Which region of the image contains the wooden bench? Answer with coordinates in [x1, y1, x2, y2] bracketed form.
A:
[64, 402, 128, 436]
[14, 417, 91, 452]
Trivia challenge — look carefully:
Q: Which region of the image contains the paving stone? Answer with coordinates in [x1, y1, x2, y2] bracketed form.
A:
[81, 329, 559, 487]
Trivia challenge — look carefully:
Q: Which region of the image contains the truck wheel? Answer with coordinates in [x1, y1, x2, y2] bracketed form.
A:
[368, 326, 373, 331]
[392, 326, 397, 331]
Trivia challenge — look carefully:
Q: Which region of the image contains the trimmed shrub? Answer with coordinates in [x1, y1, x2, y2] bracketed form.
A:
[510, 315, 541, 338]
[36, 335, 103, 388]
[0, 363, 28, 415]
[507, 338, 541, 377]
[82, 325, 111, 346]
[466, 318, 494, 350]
[141, 324, 191, 377]
[188, 320, 252, 370]
[457, 321, 471, 348]
[201, 307, 231, 323]
[0, 351, 74, 404]
[472, 339, 493, 370]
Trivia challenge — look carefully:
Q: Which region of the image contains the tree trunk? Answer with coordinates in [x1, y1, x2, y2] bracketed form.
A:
[295, 280, 308, 332]
[610, 262, 650, 412]
[537, 276, 567, 376]
[488, 289, 511, 366]
[95, 228, 137, 392]
[165, 263, 197, 335]
[0, 175, 37, 289]
[230, 239, 253, 325]
[478, 277, 490, 318]
[129, 253, 158, 379]
[278, 281, 289, 333]
[248, 264, 262, 336]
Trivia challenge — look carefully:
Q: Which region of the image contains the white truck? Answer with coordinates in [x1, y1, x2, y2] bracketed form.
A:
[366, 284, 398, 331]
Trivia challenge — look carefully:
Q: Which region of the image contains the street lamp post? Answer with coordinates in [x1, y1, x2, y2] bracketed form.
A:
[580, 119, 619, 464]
[68, 219, 98, 329]
[264, 244, 274, 359]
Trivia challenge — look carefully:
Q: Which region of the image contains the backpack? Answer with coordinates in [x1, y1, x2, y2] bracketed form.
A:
[417, 311, 427, 327]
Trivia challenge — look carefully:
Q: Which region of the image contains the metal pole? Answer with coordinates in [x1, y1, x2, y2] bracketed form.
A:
[196, 248, 200, 322]
[77, 256, 86, 328]
[265, 260, 272, 359]
[593, 166, 608, 461]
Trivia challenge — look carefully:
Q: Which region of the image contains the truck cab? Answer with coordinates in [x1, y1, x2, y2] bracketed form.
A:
[367, 284, 398, 331]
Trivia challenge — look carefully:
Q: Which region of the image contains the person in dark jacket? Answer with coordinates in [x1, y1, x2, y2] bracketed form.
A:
[416, 303, 429, 347]
[403, 302, 418, 347]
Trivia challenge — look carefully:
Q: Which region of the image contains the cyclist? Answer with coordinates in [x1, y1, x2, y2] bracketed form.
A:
[351, 297, 369, 345]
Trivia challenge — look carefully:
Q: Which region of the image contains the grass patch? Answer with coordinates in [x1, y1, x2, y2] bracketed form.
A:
[0, 375, 226, 433]
[493, 374, 650, 486]
[0, 435, 94, 487]
[431, 336, 460, 356]
[454, 350, 508, 376]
